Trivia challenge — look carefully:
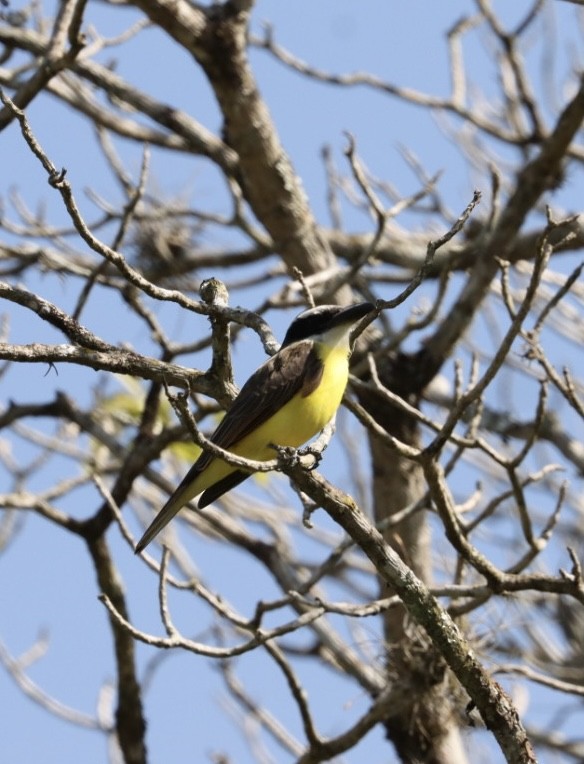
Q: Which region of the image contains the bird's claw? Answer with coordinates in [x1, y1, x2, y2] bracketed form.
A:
[297, 445, 323, 471]
[273, 444, 301, 469]
[272, 444, 321, 471]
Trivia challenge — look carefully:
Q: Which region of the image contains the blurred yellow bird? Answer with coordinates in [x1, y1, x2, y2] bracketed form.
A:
[135, 302, 374, 553]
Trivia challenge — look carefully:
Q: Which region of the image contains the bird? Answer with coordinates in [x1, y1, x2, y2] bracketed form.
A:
[135, 301, 374, 553]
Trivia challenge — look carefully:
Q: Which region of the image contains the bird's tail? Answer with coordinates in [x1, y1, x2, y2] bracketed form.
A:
[135, 483, 195, 554]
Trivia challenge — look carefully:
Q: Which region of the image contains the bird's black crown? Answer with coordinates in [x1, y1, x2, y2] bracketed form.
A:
[282, 302, 373, 347]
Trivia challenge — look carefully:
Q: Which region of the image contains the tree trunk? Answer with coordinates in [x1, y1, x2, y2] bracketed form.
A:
[358, 356, 468, 764]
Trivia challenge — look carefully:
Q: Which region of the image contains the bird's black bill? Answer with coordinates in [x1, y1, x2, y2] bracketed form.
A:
[327, 301, 375, 329]
[282, 301, 374, 347]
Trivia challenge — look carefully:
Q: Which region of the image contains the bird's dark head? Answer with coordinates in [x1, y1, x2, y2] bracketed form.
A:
[281, 302, 374, 348]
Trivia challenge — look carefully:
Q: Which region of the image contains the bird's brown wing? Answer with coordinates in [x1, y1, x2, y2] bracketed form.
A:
[177, 340, 322, 487]
[135, 341, 323, 551]
[196, 342, 322, 508]
[198, 470, 249, 509]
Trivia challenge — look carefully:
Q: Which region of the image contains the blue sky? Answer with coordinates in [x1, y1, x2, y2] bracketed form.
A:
[2, 1, 584, 763]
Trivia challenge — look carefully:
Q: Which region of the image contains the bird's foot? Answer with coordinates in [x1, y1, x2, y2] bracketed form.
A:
[297, 444, 323, 471]
[272, 444, 301, 469]
[271, 444, 321, 472]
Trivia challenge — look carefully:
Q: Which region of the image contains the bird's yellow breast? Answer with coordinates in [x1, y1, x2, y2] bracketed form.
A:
[295, 343, 350, 436]
[247, 342, 349, 455]
[190, 343, 350, 494]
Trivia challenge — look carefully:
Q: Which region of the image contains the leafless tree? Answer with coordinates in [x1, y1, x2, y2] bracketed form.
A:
[1, 1, 584, 763]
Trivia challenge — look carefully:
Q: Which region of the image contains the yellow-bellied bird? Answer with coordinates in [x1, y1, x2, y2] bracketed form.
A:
[135, 302, 374, 553]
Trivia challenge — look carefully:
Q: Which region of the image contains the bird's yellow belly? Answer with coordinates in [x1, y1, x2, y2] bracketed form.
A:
[250, 345, 349, 455]
[197, 346, 349, 491]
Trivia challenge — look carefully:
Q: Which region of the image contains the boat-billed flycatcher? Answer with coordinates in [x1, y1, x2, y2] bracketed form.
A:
[135, 301, 374, 553]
